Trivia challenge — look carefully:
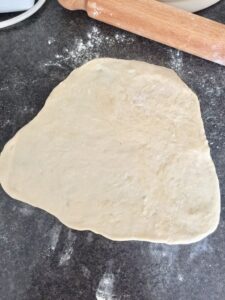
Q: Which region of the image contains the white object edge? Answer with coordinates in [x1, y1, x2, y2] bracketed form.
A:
[160, 0, 221, 12]
[0, 0, 221, 29]
[0, 0, 35, 13]
[0, 0, 46, 29]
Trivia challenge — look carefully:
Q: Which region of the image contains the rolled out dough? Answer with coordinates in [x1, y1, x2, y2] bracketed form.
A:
[0, 59, 220, 244]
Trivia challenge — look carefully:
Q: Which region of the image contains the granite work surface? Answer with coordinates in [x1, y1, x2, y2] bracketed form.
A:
[0, 1, 225, 299]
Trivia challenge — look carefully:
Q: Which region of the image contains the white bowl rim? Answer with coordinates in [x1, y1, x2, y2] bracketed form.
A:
[160, 0, 221, 12]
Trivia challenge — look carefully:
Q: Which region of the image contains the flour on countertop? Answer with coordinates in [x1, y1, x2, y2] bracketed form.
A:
[58, 230, 76, 266]
[178, 274, 184, 282]
[82, 265, 91, 279]
[0, 86, 9, 91]
[43, 25, 135, 69]
[147, 244, 182, 287]
[199, 74, 223, 98]
[86, 232, 94, 243]
[1, 119, 12, 129]
[49, 223, 62, 251]
[168, 49, 184, 74]
[96, 272, 116, 300]
[18, 205, 34, 216]
[48, 37, 56, 45]
[189, 239, 213, 260]
[59, 246, 73, 266]
[149, 244, 180, 266]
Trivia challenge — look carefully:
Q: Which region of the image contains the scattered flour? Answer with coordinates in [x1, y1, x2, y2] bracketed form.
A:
[189, 239, 213, 260]
[96, 272, 116, 300]
[49, 223, 62, 251]
[199, 74, 223, 98]
[1, 119, 12, 129]
[114, 33, 133, 43]
[0, 86, 9, 91]
[59, 246, 73, 266]
[0, 234, 8, 242]
[149, 244, 180, 266]
[82, 265, 91, 279]
[168, 49, 184, 74]
[178, 274, 184, 282]
[43, 25, 135, 69]
[48, 37, 56, 45]
[18, 205, 34, 216]
[86, 232, 94, 243]
[147, 244, 181, 287]
[59, 230, 76, 266]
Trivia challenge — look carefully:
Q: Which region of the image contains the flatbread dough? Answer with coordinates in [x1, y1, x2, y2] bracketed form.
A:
[0, 58, 220, 244]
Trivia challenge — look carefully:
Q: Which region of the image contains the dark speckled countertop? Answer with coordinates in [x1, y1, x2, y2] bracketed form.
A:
[0, 1, 225, 299]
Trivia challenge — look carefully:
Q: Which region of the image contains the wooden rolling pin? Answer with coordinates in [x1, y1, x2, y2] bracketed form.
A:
[58, 0, 225, 66]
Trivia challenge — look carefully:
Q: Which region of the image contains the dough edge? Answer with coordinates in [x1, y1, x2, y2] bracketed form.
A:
[0, 58, 221, 245]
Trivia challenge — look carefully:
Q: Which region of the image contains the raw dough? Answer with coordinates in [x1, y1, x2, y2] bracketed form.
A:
[0, 58, 220, 244]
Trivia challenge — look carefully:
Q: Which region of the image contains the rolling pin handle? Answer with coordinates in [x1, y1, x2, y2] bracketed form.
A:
[58, 0, 225, 66]
[58, 0, 87, 10]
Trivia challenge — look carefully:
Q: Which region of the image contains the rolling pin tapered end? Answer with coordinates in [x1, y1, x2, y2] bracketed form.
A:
[58, 0, 87, 10]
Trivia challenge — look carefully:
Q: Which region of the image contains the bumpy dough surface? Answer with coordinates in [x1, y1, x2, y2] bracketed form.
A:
[0, 59, 220, 244]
